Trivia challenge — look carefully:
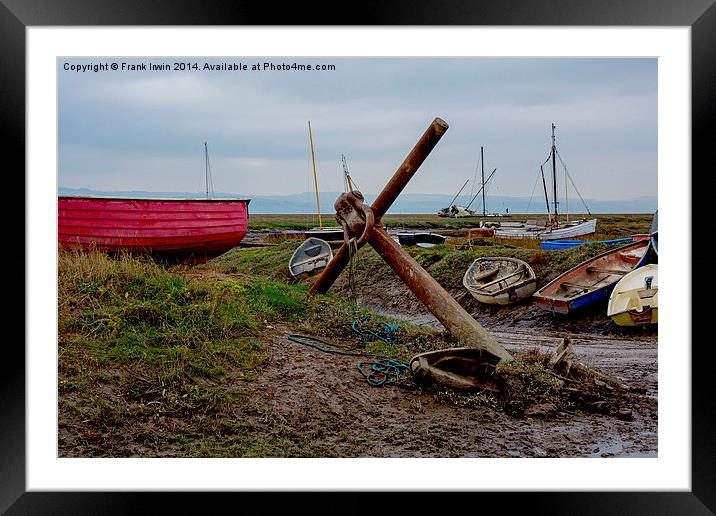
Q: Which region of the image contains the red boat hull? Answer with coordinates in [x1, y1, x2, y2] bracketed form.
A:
[58, 196, 250, 263]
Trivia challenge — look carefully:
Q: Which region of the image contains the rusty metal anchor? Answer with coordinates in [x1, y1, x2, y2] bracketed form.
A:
[309, 118, 513, 371]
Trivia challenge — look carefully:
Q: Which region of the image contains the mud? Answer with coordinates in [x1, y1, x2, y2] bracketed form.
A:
[273, 255, 657, 457]
[251, 327, 656, 457]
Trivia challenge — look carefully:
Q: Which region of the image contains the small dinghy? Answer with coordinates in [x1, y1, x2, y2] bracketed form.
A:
[288, 238, 333, 279]
[397, 232, 447, 248]
[463, 257, 537, 305]
[607, 264, 658, 326]
[532, 239, 649, 314]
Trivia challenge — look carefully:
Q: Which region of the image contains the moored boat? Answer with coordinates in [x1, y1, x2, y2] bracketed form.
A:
[463, 257, 536, 305]
[637, 210, 658, 267]
[495, 218, 597, 240]
[58, 195, 250, 263]
[397, 232, 447, 248]
[532, 239, 649, 314]
[304, 227, 345, 242]
[540, 236, 634, 251]
[607, 264, 658, 326]
[495, 124, 596, 240]
[288, 237, 333, 279]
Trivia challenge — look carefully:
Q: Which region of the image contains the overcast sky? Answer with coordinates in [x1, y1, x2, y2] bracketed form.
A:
[59, 57, 656, 201]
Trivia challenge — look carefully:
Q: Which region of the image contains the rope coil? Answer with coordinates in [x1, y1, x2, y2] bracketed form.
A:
[287, 317, 409, 387]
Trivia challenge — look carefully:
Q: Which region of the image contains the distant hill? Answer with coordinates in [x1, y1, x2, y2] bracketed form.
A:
[58, 187, 657, 214]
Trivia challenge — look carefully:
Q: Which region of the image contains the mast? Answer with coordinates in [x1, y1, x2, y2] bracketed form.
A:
[551, 123, 558, 224]
[481, 146, 486, 217]
[342, 154, 354, 192]
[204, 142, 214, 200]
[308, 120, 322, 228]
[540, 165, 550, 216]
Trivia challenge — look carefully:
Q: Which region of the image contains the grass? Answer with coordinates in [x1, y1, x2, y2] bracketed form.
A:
[58, 249, 457, 457]
[249, 212, 654, 238]
[58, 250, 310, 456]
[58, 212, 652, 457]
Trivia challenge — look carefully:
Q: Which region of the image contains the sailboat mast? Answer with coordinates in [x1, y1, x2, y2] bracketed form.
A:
[204, 142, 213, 200]
[551, 123, 558, 224]
[308, 120, 322, 228]
[481, 146, 486, 217]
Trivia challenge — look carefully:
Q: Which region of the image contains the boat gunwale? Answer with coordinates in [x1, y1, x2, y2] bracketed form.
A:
[532, 239, 649, 303]
[59, 195, 251, 203]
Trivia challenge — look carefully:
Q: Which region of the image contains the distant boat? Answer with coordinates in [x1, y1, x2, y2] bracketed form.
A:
[532, 239, 649, 314]
[495, 218, 597, 240]
[397, 232, 447, 248]
[288, 237, 333, 279]
[463, 257, 536, 305]
[607, 264, 658, 326]
[494, 124, 596, 240]
[58, 196, 250, 263]
[437, 146, 506, 218]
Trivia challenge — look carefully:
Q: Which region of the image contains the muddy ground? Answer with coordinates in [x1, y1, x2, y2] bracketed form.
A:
[252, 326, 656, 457]
[58, 230, 658, 458]
[217, 231, 659, 457]
[247, 264, 657, 457]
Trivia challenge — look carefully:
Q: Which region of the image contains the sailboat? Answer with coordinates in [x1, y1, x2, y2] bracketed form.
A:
[437, 147, 506, 218]
[303, 121, 344, 242]
[494, 124, 597, 240]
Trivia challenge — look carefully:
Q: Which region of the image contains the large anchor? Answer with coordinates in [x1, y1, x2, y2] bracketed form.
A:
[310, 118, 513, 388]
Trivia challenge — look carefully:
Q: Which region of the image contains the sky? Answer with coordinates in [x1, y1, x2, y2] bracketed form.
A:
[58, 57, 657, 203]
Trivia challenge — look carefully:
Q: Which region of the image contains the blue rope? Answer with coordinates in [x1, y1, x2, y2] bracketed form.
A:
[351, 315, 400, 345]
[287, 320, 409, 386]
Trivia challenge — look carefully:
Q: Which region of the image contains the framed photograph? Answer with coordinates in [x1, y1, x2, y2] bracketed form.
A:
[6, 0, 712, 512]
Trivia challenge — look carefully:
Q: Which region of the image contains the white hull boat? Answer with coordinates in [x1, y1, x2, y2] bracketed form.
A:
[463, 257, 537, 305]
[607, 263, 658, 326]
[494, 218, 597, 240]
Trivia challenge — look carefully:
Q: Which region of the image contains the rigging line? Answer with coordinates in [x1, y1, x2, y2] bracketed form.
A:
[469, 147, 480, 200]
[526, 166, 542, 214]
[555, 149, 591, 215]
[465, 168, 496, 210]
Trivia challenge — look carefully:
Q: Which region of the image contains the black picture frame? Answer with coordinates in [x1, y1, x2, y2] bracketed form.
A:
[4, 0, 712, 513]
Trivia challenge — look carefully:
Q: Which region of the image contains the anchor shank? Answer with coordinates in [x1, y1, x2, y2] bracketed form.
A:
[368, 229, 513, 361]
[310, 118, 449, 296]
[371, 118, 449, 218]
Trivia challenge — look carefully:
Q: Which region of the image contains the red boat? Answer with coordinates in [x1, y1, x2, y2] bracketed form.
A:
[58, 196, 250, 263]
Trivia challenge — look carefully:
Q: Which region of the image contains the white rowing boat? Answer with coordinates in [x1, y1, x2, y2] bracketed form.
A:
[288, 238, 333, 279]
[462, 257, 537, 305]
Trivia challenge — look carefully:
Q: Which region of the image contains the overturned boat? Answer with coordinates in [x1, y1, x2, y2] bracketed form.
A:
[607, 264, 658, 326]
[288, 238, 333, 279]
[463, 257, 537, 305]
[410, 347, 502, 391]
[532, 239, 649, 314]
